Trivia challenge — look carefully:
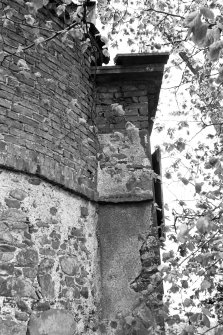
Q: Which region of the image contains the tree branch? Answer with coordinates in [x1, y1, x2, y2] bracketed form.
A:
[0, 20, 79, 64]
[145, 7, 185, 19]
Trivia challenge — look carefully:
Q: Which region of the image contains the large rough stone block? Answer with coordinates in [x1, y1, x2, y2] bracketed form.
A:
[59, 256, 79, 276]
[0, 277, 37, 299]
[0, 317, 27, 335]
[16, 248, 39, 267]
[0, 209, 28, 230]
[27, 309, 77, 335]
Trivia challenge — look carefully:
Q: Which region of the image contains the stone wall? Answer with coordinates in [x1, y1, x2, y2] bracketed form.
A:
[94, 57, 168, 334]
[0, 0, 97, 199]
[0, 170, 100, 335]
[96, 81, 160, 133]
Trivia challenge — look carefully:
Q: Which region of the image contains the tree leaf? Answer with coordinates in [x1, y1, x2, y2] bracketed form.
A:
[4, 6, 16, 19]
[200, 279, 211, 291]
[196, 217, 209, 233]
[17, 59, 30, 71]
[183, 298, 193, 307]
[184, 11, 199, 27]
[202, 314, 210, 328]
[195, 182, 203, 194]
[208, 40, 223, 61]
[200, 6, 215, 21]
[180, 177, 189, 185]
[192, 22, 208, 46]
[31, 0, 44, 11]
[175, 139, 186, 152]
[79, 117, 87, 125]
[24, 14, 35, 25]
[181, 280, 189, 289]
[34, 36, 45, 45]
[56, 4, 66, 16]
[202, 307, 212, 317]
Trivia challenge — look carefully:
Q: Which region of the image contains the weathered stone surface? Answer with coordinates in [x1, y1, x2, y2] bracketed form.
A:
[28, 177, 41, 185]
[0, 244, 16, 252]
[0, 231, 14, 244]
[15, 268, 23, 277]
[5, 198, 21, 209]
[15, 311, 29, 321]
[16, 299, 31, 313]
[27, 309, 77, 335]
[9, 189, 27, 201]
[80, 287, 89, 299]
[52, 240, 60, 249]
[0, 252, 14, 262]
[65, 276, 74, 287]
[50, 206, 57, 215]
[23, 267, 38, 278]
[0, 317, 27, 335]
[39, 248, 55, 256]
[37, 274, 55, 299]
[0, 277, 37, 299]
[70, 227, 83, 237]
[36, 220, 49, 228]
[32, 301, 50, 312]
[16, 248, 39, 267]
[0, 222, 8, 232]
[98, 202, 152, 319]
[38, 258, 55, 275]
[0, 263, 14, 276]
[0, 209, 28, 230]
[97, 131, 153, 201]
[60, 256, 79, 276]
[80, 206, 88, 218]
[23, 239, 34, 247]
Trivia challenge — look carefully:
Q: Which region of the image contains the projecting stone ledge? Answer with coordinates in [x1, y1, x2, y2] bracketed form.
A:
[98, 191, 153, 203]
